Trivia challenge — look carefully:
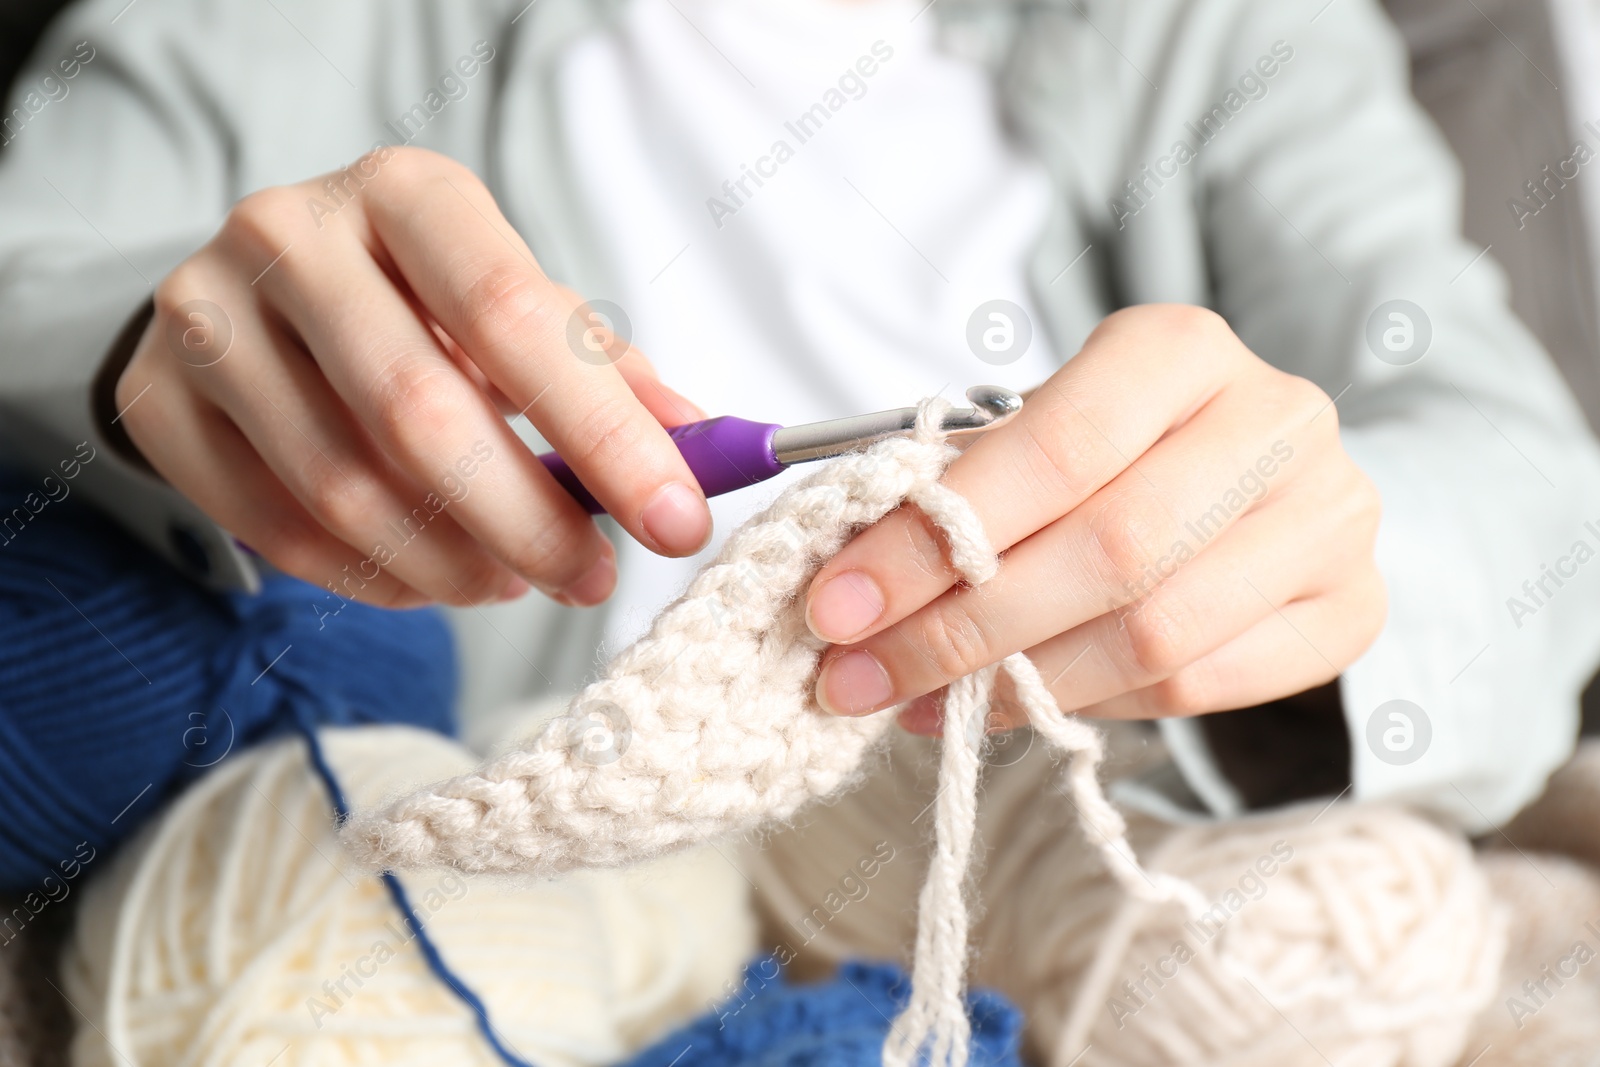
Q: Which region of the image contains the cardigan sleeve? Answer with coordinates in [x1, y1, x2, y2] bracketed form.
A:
[1185, 0, 1600, 829]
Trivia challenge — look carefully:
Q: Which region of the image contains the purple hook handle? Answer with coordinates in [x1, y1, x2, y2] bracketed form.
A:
[536, 417, 786, 516]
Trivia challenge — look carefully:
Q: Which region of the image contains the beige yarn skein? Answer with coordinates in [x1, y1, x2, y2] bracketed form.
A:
[1051, 804, 1506, 1067]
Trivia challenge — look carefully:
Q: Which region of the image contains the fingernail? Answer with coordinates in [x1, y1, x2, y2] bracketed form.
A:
[807, 571, 885, 643]
[817, 649, 893, 715]
[642, 482, 711, 555]
[499, 575, 532, 602]
[555, 549, 616, 607]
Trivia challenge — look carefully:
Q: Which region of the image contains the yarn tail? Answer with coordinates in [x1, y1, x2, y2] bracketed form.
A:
[1004, 655, 1209, 918]
[883, 667, 993, 1067]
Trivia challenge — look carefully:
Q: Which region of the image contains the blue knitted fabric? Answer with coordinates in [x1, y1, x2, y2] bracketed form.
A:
[0, 468, 456, 892]
[620, 958, 1024, 1067]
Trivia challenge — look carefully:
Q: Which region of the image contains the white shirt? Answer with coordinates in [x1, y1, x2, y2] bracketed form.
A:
[555, 0, 1058, 654]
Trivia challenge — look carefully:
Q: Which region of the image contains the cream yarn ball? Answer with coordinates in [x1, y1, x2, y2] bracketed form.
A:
[63, 724, 755, 1067]
[1052, 804, 1506, 1067]
[1463, 851, 1600, 1066]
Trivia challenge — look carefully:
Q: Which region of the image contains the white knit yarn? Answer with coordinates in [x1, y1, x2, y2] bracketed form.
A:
[345, 398, 1199, 1067]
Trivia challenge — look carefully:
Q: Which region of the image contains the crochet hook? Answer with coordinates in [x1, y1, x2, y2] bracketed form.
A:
[537, 385, 1025, 515]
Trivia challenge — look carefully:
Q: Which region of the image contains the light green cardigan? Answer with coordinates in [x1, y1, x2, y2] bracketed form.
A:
[1, 0, 1595, 826]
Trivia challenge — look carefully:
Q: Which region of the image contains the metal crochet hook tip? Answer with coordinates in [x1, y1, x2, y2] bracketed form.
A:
[946, 384, 1025, 431]
[770, 385, 1025, 465]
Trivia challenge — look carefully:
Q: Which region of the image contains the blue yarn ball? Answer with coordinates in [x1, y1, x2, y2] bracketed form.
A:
[0, 468, 457, 893]
[620, 958, 1025, 1067]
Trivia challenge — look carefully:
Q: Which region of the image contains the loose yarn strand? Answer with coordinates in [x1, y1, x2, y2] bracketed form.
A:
[883, 667, 992, 1067]
[1004, 655, 1209, 919]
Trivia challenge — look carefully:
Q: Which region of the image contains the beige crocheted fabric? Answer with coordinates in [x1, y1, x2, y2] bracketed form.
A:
[344, 399, 985, 877]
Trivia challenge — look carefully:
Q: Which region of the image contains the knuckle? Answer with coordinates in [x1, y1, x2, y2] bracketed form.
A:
[1292, 373, 1331, 413]
[511, 516, 600, 591]
[447, 556, 511, 606]
[262, 526, 325, 584]
[1087, 489, 1171, 586]
[561, 393, 654, 479]
[1278, 372, 1331, 423]
[1353, 472, 1383, 535]
[1089, 305, 1140, 343]
[354, 579, 408, 608]
[1320, 462, 1383, 555]
[1335, 464, 1382, 538]
[1160, 303, 1229, 339]
[1149, 661, 1221, 717]
[247, 509, 339, 587]
[870, 512, 949, 587]
[372, 355, 469, 447]
[387, 145, 465, 187]
[299, 463, 376, 537]
[455, 262, 560, 355]
[1260, 373, 1337, 448]
[152, 261, 209, 321]
[382, 145, 431, 183]
[223, 185, 303, 250]
[1088, 305, 1244, 379]
[916, 607, 992, 683]
[117, 401, 157, 452]
[1119, 594, 1198, 679]
[113, 362, 154, 418]
[1013, 412, 1101, 499]
[366, 581, 429, 610]
[1109, 303, 1229, 346]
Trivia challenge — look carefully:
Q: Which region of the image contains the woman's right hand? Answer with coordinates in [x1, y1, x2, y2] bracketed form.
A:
[116, 146, 711, 609]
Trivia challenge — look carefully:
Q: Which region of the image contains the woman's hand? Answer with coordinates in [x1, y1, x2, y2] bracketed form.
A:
[805, 305, 1386, 731]
[117, 147, 711, 609]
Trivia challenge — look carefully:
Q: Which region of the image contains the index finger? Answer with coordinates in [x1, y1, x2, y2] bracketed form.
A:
[366, 155, 712, 557]
[803, 305, 1247, 644]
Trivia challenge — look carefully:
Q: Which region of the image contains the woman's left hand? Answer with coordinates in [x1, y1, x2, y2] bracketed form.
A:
[805, 304, 1386, 733]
